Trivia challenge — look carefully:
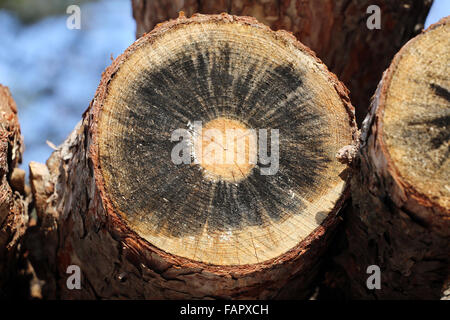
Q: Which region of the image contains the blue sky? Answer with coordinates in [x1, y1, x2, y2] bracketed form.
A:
[425, 0, 450, 27]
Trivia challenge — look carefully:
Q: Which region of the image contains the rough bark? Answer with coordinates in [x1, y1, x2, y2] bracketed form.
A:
[28, 14, 357, 299]
[0, 85, 29, 298]
[325, 17, 450, 300]
[131, 0, 432, 124]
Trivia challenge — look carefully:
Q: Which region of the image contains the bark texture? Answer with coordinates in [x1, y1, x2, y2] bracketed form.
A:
[0, 85, 29, 298]
[131, 0, 432, 124]
[28, 14, 356, 299]
[326, 18, 450, 300]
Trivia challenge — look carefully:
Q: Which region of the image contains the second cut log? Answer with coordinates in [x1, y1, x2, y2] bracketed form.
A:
[331, 17, 450, 300]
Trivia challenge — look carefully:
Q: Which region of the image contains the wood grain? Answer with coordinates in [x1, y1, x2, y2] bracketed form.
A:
[97, 14, 355, 265]
[131, 0, 433, 124]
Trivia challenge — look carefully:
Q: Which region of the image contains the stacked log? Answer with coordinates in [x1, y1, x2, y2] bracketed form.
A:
[28, 14, 356, 299]
[329, 17, 450, 299]
[0, 85, 28, 298]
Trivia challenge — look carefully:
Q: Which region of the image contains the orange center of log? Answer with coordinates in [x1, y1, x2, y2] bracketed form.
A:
[194, 117, 257, 182]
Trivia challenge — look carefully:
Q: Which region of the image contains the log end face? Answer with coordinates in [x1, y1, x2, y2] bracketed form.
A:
[379, 18, 450, 214]
[92, 15, 355, 268]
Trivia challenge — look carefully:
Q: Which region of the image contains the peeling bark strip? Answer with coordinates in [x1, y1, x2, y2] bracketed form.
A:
[131, 0, 432, 124]
[31, 14, 356, 299]
[332, 17, 450, 299]
[0, 85, 28, 297]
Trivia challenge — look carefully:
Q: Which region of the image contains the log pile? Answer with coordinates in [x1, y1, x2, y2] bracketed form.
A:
[0, 6, 448, 300]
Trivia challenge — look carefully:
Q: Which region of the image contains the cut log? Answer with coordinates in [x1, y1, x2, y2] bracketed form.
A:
[0, 84, 28, 297]
[330, 17, 450, 299]
[30, 14, 356, 299]
[131, 0, 433, 124]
